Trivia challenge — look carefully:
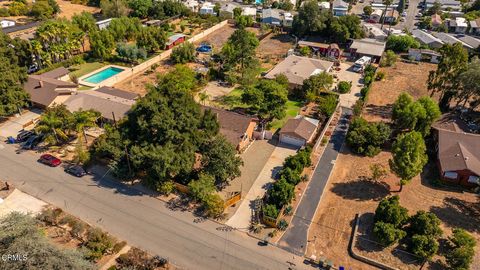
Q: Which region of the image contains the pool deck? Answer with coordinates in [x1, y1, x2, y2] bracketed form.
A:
[78, 65, 131, 88]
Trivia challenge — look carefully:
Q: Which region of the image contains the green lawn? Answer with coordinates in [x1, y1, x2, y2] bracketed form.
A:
[69, 62, 106, 78]
[268, 100, 303, 131]
[215, 88, 249, 109]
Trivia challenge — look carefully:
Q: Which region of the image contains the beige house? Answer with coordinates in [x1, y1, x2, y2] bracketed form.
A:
[264, 55, 334, 88]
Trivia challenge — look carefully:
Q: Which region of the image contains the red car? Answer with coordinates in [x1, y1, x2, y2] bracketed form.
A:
[38, 154, 62, 167]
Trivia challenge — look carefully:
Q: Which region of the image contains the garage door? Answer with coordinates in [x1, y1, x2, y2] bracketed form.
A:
[279, 134, 305, 147]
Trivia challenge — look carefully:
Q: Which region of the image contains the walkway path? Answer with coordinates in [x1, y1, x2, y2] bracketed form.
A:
[226, 143, 298, 231]
[278, 108, 352, 255]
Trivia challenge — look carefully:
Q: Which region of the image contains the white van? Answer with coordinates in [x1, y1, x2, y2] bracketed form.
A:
[352, 56, 372, 73]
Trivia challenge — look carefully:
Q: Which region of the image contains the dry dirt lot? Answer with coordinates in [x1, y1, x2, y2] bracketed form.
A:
[363, 61, 437, 123]
[57, 0, 100, 19]
[257, 33, 294, 71]
[306, 148, 480, 270]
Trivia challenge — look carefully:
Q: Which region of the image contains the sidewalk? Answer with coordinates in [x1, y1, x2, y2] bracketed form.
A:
[225, 144, 298, 231]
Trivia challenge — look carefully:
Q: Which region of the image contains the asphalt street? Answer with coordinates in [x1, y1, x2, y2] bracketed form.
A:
[0, 142, 309, 270]
[278, 108, 353, 255]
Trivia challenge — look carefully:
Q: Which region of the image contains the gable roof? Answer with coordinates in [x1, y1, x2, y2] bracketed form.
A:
[63, 90, 135, 121]
[280, 116, 318, 141]
[436, 128, 480, 176]
[202, 106, 256, 147]
[412, 29, 444, 45]
[40, 67, 70, 79]
[333, 0, 348, 8]
[95, 86, 139, 100]
[24, 75, 77, 107]
[350, 38, 386, 57]
[264, 55, 334, 85]
[262, 8, 281, 20]
[432, 32, 473, 49]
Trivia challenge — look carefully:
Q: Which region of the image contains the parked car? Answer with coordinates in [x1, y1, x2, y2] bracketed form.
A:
[402, 11, 407, 17]
[22, 135, 43, 150]
[38, 154, 61, 167]
[65, 165, 88, 177]
[16, 130, 34, 142]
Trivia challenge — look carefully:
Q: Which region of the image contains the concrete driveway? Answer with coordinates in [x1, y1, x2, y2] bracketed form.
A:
[0, 109, 42, 138]
[333, 62, 363, 108]
[0, 189, 47, 218]
[226, 143, 298, 231]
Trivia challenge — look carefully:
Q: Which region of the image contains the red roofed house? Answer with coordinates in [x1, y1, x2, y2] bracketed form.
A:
[166, 34, 186, 50]
[433, 115, 480, 188]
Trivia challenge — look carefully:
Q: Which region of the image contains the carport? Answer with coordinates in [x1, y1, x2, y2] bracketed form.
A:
[0, 109, 42, 138]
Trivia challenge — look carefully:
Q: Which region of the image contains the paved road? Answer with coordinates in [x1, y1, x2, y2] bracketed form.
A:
[0, 142, 309, 270]
[278, 108, 352, 255]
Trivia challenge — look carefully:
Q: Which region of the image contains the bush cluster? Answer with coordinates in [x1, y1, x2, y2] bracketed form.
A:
[346, 117, 391, 157]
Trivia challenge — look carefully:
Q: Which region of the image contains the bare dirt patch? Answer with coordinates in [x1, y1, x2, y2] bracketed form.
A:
[193, 24, 237, 51]
[363, 62, 437, 122]
[306, 148, 480, 269]
[57, 0, 100, 19]
[257, 33, 294, 71]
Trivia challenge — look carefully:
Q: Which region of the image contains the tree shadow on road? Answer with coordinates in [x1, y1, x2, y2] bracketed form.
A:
[330, 177, 390, 201]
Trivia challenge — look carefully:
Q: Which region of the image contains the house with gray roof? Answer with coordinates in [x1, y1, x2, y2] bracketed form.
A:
[262, 8, 282, 25]
[470, 18, 480, 36]
[411, 29, 444, 49]
[349, 38, 386, 62]
[332, 0, 348, 16]
[454, 34, 480, 49]
[432, 32, 473, 49]
[264, 55, 334, 88]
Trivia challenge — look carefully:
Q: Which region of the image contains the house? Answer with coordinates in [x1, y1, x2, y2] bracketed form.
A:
[318, 1, 330, 10]
[369, 9, 383, 23]
[371, 0, 400, 9]
[470, 18, 480, 35]
[279, 116, 319, 147]
[40, 67, 70, 81]
[363, 23, 388, 41]
[63, 87, 137, 122]
[411, 29, 444, 48]
[242, 7, 257, 18]
[446, 17, 468, 33]
[96, 18, 112, 30]
[165, 34, 186, 50]
[431, 14, 443, 29]
[332, 0, 349, 16]
[433, 115, 480, 188]
[283, 12, 294, 27]
[262, 8, 282, 26]
[431, 32, 473, 50]
[349, 38, 386, 63]
[408, 48, 441, 63]
[183, 0, 199, 12]
[24, 68, 78, 108]
[220, 3, 240, 18]
[297, 41, 342, 59]
[383, 9, 399, 24]
[1, 19, 15, 29]
[264, 55, 334, 88]
[454, 34, 480, 49]
[199, 2, 216, 15]
[425, 0, 462, 12]
[201, 106, 257, 152]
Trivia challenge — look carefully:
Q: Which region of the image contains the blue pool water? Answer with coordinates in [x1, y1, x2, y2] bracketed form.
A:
[255, 0, 262, 4]
[84, 67, 125, 84]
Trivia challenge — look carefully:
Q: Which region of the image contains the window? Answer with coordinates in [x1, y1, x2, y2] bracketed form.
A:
[443, 171, 458, 179]
[468, 175, 480, 185]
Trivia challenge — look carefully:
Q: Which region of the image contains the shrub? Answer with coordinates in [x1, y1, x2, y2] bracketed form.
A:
[277, 219, 289, 231]
[379, 50, 397, 67]
[267, 178, 295, 208]
[278, 167, 301, 185]
[37, 208, 63, 226]
[373, 221, 407, 246]
[346, 117, 391, 157]
[203, 193, 224, 218]
[353, 99, 364, 116]
[284, 205, 293, 216]
[409, 234, 439, 259]
[386, 35, 420, 52]
[360, 86, 370, 98]
[317, 94, 338, 117]
[374, 196, 409, 228]
[158, 180, 175, 195]
[337, 81, 352, 94]
[188, 173, 216, 202]
[321, 136, 328, 146]
[170, 42, 196, 64]
[112, 241, 127, 254]
[408, 210, 442, 238]
[263, 204, 279, 219]
[84, 228, 114, 261]
[299, 46, 311, 56]
[375, 71, 385, 81]
[446, 228, 476, 270]
[70, 220, 86, 239]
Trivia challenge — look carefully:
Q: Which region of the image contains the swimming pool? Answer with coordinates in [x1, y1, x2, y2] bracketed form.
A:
[83, 67, 125, 84]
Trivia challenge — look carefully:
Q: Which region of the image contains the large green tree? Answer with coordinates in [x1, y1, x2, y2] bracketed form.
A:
[35, 105, 71, 145]
[346, 117, 391, 157]
[201, 135, 243, 187]
[374, 195, 409, 228]
[408, 210, 442, 237]
[392, 93, 441, 136]
[72, 12, 97, 51]
[0, 33, 29, 117]
[292, 0, 329, 36]
[446, 228, 476, 270]
[241, 78, 288, 123]
[100, 0, 129, 18]
[427, 43, 468, 109]
[136, 26, 166, 53]
[89, 30, 115, 61]
[457, 58, 480, 110]
[170, 42, 196, 64]
[128, 0, 153, 18]
[107, 16, 142, 42]
[302, 72, 333, 101]
[389, 131, 428, 191]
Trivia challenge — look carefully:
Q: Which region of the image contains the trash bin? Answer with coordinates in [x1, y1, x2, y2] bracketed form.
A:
[7, 136, 15, 144]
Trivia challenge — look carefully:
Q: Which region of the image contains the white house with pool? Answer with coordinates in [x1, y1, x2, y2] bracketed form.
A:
[78, 65, 130, 88]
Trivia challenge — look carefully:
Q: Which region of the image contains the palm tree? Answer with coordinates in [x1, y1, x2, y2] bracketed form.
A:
[70, 110, 100, 144]
[35, 111, 68, 145]
[381, 0, 393, 29]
